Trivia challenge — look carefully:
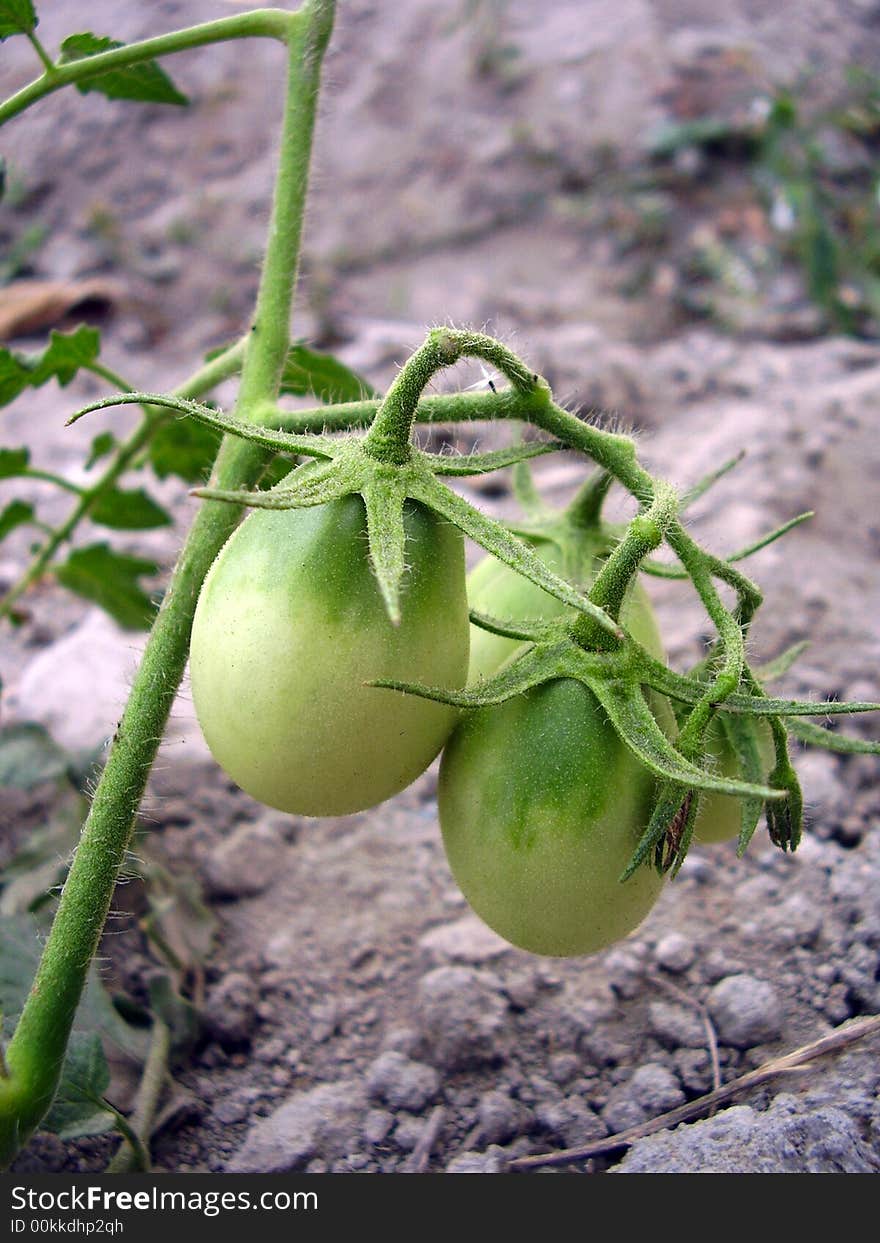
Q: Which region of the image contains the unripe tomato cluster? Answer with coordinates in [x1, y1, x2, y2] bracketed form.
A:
[190, 493, 763, 958]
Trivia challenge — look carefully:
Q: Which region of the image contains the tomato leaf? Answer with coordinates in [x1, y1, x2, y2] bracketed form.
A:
[90, 486, 172, 531]
[0, 352, 31, 407]
[280, 342, 377, 404]
[0, 0, 37, 40]
[27, 324, 101, 385]
[59, 33, 188, 106]
[147, 415, 220, 483]
[0, 722, 70, 788]
[41, 1032, 115, 1141]
[55, 543, 157, 630]
[0, 446, 30, 477]
[0, 499, 34, 541]
[0, 326, 101, 408]
[85, 431, 117, 470]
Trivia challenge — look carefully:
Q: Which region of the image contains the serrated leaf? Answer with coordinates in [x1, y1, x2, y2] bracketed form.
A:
[55, 543, 157, 630]
[0, 722, 69, 788]
[281, 342, 377, 404]
[0, 351, 31, 406]
[0, 446, 30, 478]
[0, 0, 36, 40]
[86, 431, 116, 469]
[42, 1032, 114, 1141]
[59, 33, 188, 106]
[0, 327, 101, 408]
[27, 325, 101, 386]
[90, 486, 171, 531]
[0, 499, 34, 541]
[148, 415, 221, 483]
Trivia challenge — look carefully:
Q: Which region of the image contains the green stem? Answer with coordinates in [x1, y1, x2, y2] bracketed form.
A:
[363, 328, 542, 465]
[85, 361, 136, 393]
[21, 470, 83, 495]
[573, 481, 677, 649]
[271, 384, 546, 434]
[0, 10, 292, 128]
[0, 1, 334, 1166]
[529, 398, 746, 751]
[106, 1017, 170, 1174]
[26, 32, 56, 76]
[0, 340, 246, 622]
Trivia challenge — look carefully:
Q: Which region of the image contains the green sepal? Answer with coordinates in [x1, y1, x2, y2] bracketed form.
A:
[426, 439, 563, 477]
[753, 641, 810, 683]
[582, 673, 783, 801]
[511, 456, 546, 517]
[787, 718, 880, 755]
[66, 392, 337, 461]
[194, 461, 357, 512]
[409, 472, 623, 640]
[620, 783, 691, 881]
[679, 451, 745, 509]
[467, 608, 546, 643]
[362, 479, 407, 625]
[641, 512, 814, 580]
[755, 712, 802, 852]
[719, 714, 767, 856]
[371, 643, 565, 709]
[633, 647, 880, 717]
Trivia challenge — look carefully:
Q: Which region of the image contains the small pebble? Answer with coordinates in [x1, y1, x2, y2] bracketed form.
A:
[707, 974, 782, 1048]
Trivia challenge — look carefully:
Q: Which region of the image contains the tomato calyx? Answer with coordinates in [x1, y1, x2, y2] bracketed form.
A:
[377, 604, 880, 877]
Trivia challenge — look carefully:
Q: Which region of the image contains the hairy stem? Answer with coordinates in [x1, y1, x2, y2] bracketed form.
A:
[573, 482, 677, 649]
[0, 1, 334, 1166]
[363, 328, 542, 465]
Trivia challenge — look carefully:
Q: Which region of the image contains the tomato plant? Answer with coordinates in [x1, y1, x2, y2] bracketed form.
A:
[190, 494, 469, 815]
[438, 678, 665, 956]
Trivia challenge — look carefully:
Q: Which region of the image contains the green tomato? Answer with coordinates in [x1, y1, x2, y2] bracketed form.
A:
[438, 677, 665, 957]
[190, 495, 469, 816]
[693, 717, 775, 843]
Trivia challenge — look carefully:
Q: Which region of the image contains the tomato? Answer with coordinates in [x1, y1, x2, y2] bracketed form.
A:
[693, 717, 775, 843]
[438, 677, 665, 956]
[190, 494, 469, 816]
